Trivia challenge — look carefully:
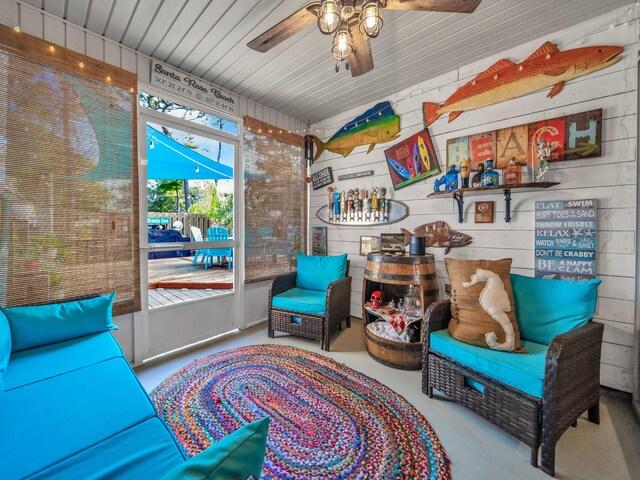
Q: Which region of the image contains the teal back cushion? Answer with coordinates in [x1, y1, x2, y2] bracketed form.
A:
[510, 274, 601, 345]
[159, 417, 270, 480]
[296, 253, 347, 292]
[0, 311, 10, 405]
[1, 293, 118, 353]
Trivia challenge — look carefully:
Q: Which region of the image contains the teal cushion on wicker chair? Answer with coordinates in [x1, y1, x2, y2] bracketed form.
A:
[430, 329, 547, 398]
[272, 288, 326, 315]
[510, 274, 601, 345]
[296, 253, 347, 292]
[0, 310, 10, 406]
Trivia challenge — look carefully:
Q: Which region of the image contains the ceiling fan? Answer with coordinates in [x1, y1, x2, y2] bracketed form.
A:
[247, 0, 482, 77]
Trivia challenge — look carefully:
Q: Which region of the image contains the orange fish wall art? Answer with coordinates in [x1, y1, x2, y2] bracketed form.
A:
[423, 41, 623, 127]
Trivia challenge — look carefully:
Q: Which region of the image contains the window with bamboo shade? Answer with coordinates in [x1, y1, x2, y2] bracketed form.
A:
[243, 117, 307, 284]
[0, 25, 140, 315]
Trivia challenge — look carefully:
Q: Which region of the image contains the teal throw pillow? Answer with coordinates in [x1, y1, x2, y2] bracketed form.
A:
[296, 253, 347, 292]
[510, 274, 601, 345]
[2, 293, 118, 353]
[160, 417, 270, 480]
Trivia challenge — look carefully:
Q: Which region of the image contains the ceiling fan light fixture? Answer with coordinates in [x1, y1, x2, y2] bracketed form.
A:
[318, 0, 341, 35]
[360, 0, 383, 38]
[331, 23, 353, 62]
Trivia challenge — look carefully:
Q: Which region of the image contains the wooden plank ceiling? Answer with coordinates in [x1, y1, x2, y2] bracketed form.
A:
[23, 0, 633, 123]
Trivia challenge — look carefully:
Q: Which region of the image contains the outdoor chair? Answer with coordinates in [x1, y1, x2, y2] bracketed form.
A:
[205, 226, 233, 270]
[268, 253, 351, 351]
[190, 226, 208, 266]
[422, 274, 603, 476]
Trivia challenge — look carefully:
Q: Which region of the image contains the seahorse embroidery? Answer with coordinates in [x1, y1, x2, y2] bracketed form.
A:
[463, 268, 515, 351]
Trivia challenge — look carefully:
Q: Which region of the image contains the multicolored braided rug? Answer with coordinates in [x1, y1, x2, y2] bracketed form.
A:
[151, 345, 450, 479]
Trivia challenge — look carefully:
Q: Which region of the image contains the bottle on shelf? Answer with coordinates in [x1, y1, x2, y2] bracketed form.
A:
[503, 157, 522, 186]
[403, 285, 423, 319]
[471, 163, 484, 188]
[481, 159, 499, 187]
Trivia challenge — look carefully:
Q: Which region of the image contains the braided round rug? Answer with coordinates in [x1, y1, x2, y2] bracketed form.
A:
[151, 344, 450, 479]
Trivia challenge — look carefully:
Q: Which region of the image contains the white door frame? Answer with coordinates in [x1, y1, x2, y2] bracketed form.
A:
[134, 90, 244, 365]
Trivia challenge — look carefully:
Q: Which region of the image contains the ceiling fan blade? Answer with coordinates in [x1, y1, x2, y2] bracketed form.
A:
[383, 0, 482, 13]
[247, 2, 320, 53]
[349, 29, 374, 77]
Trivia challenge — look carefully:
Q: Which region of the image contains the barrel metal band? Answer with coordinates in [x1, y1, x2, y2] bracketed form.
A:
[364, 270, 437, 282]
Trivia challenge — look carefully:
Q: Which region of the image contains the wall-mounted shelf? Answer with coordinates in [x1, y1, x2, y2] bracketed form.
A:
[427, 182, 560, 223]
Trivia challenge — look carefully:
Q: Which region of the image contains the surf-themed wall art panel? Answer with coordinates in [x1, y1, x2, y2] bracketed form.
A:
[445, 109, 602, 169]
[384, 129, 440, 191]
[423, 41, 622, 127]
[535, 199, 597, 280]
[309, 101, 400, 162]
[446, 137, 469, 170]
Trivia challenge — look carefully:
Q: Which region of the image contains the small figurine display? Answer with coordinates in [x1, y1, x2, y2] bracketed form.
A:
[460, 157, 471, 188]
[369, 291, 383, 309]
[471, 162, 485, 187]
[503, 157, 522, 186]
[433, 175, 447, 192]
[445, 165, 459, 190]
[481, 159, 500, 187]
[322, 185, 403, 224]
[535, 140, 551, 181]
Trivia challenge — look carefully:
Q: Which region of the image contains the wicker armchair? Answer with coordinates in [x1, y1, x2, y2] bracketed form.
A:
[422, 300, 603, 477]
[268, 261, 351, 351]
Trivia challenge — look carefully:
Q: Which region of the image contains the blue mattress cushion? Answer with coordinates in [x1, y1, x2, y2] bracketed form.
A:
[296, 253, 347, 292]
[2, 292, 118, 352]
[272, 287, 326, 315]
[29, 417, 186, 480]
[0, 357, 156, 479]
[160, 417, 270, 480]
[430, 329, 548, 398]
[511, 274, 601, 345]
[0, 311, 10, 407]
[4, 331, 123, 391]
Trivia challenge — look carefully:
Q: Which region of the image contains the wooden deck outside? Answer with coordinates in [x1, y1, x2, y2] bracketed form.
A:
[147, 256, 233, 309]
[148, 287, 232, 309]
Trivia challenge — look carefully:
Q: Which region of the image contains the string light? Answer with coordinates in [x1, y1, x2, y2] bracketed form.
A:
[13, 26, 20, 33]
[48, 45, 55, 52]
[78, 61, 84, 68]
[195, 166, 200, 173]
[105, 75, 111, 82]
[129, 87, 135, 93]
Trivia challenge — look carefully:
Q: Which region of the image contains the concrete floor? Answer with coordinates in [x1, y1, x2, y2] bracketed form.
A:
[136, 319, 640, 480]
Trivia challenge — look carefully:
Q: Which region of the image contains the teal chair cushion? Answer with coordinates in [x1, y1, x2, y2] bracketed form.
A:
[1, 292, 118, 353]
[4, 331, 123, 391]
[29, 417, 186, 480]
[511, 274, 601, 345]
[430, 330, 547, 398]
[0, 311, 10, 407]
[159, 417, 270, 480]
[0, 357, 156, 479]
[272, 287, 326, 315]
[296, 253, 347, 292]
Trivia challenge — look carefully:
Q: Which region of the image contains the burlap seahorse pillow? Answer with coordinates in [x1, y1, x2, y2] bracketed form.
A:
[445, 258, 526, 353]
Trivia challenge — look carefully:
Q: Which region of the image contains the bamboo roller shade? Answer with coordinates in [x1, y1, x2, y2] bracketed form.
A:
[243, 120, 307, 284]
[0, 24, 140, 315]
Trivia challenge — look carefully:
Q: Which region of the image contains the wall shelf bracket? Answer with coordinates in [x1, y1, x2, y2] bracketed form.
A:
[453, 193, 464, 223]
[503, 189, 512, 223]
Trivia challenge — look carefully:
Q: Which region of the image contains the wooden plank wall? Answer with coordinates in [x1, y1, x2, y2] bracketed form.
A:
[310, 6, 639, 393]
[0, 1, 307, 133]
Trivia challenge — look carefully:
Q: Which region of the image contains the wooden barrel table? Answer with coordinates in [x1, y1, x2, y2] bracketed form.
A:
[362, 253, 438, 370]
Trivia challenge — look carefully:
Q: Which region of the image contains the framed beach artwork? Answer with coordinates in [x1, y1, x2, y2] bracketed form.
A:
[360, 236, 381, 256]
[311, 227, 327, 255]
[384, 129, 440, 191]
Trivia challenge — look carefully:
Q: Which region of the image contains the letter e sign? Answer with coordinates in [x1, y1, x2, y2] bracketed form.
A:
[469, 131, 496, 166]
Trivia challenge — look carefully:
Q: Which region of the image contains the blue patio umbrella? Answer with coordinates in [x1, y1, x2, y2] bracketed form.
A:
[146, 125, 233, 180]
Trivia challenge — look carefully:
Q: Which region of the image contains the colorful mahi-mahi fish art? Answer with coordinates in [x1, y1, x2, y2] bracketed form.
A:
[309, 101, 401, 162]
[384, 129, 440, 191]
